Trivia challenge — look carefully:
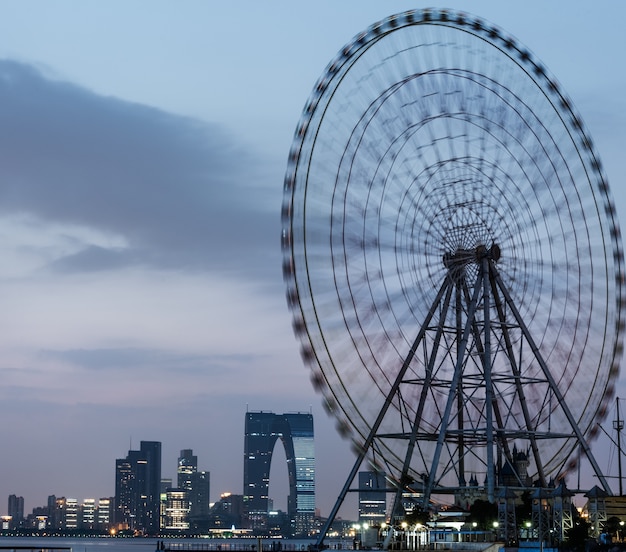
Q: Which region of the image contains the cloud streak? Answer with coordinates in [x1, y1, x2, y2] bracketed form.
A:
[0, 60, 279, 278]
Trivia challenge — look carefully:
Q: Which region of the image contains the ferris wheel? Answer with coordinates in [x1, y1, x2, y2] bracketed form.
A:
[282, 7, 624, 532]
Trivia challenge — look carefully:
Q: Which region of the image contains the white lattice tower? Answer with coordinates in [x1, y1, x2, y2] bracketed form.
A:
[552, 481, 574, 542]
[585, 486, 608, 539]
[497, 488, 518, 543]
[532, 488, 552, 544]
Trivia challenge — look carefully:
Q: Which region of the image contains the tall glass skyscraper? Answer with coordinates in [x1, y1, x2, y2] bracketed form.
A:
[114, 440, 162, 534]
[177, 449, 197, 490]
[177, 449, 210, 521]
[189, 471, 210, 518]
[243, 411, 314, 537]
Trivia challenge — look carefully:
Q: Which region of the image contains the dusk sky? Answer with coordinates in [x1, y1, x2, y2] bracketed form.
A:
[0, 1, 625, 520]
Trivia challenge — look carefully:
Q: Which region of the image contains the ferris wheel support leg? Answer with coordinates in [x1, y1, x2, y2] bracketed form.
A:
[424, 268, 485, 505]
[315, 278, 453, 548]
[389, 283, 456, 526]
[482, 257, 496, 502]
[456, 286, 466, 488]
[492, 268, 613, 494]
[488, 267, 548, 487]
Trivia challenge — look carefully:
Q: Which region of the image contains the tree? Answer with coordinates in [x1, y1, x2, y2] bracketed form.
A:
[405, 505, 430, 526]
[604, 516, 622, 541]
[468, 500, 498, 531]
[564, 515, 591, 552]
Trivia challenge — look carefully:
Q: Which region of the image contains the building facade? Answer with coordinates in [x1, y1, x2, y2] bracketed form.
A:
[358, 471, 387, 527]
[7, 495, 24, 529]
[97, 498, 113, 531]
[189, 471, 210, 519]
[243, 411, 314, 537]
[81, 499, 96, 530]
[114, 440, 162, 534]
[163, 488, 190, 530]
[177, 449, 197, 491]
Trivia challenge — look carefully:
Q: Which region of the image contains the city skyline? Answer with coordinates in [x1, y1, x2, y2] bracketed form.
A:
[2, 420, 307, 522]
[3, 433, 310, 536]
[0, 1, 624, 521]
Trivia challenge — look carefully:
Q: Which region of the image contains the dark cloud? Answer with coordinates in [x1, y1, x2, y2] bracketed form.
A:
[0, 60, 280, 279]
[39, 346, 259, 374]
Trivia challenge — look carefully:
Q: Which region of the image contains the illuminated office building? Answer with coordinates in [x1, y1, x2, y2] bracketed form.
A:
[164, 488, 190, 530]
[81, 498, 96, 529]
[97, 498, 112, 531]
[243, 411, 314, 537]
[66, 498, 78, 529]
[358, 471, 387, 526]
[50, 497, 77, 530]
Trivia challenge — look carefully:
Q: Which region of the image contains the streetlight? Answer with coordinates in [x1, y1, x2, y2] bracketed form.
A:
[379, 522, 387, 548]
[401, 522, 409, 550]
[415, 523, 423, 550]
[352, 524, 360, 550]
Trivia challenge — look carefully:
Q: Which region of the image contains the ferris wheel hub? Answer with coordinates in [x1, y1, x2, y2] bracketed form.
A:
[442, 243, 501, 270]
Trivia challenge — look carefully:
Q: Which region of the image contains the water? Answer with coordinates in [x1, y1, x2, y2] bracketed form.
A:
[0, 537, 319, 552]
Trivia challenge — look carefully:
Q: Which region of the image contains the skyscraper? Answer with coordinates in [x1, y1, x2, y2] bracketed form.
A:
[243, 411, 314, 537]
[7, 495, 24, 529]
[114, 458, 134, 529]
[189, 471, 210, 518]
[140, 441, 162, 534]
[175, 449, 210, 527]
[114, 440, 162, 534]
[177, 449, 197, 490]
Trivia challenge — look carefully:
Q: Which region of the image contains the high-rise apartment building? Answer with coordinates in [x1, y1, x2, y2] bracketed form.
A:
[114, 440, 162, 534]
[243, 411, 314, 537]
[7, 494, 24, 528]
[50, 497, 77, 530]
[47, 495, 58, 529]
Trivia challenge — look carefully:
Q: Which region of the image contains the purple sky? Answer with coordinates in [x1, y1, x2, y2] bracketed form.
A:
[0, 1, 625, 519]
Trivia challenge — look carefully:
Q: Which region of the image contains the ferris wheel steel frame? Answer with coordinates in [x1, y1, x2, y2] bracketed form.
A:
[281, 8, 625, 546]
